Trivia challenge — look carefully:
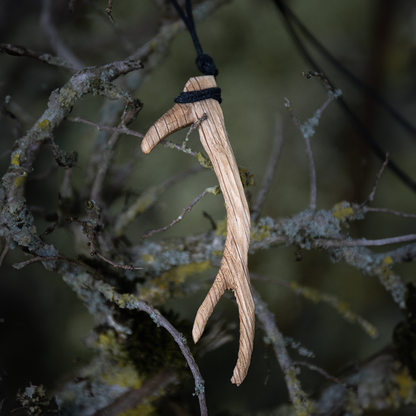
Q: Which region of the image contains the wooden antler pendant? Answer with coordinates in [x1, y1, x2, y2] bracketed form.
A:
[141, 76, 255, 385]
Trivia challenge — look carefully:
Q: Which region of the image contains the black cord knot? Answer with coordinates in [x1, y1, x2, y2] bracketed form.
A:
[196, 53, 219, 77]
[174, 87, 222, 104]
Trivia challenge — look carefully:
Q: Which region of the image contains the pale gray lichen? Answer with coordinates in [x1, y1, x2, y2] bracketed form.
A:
[328, 88, 342, 99]
[192, 382, 205, 396]
[300, 109, 322, 139]
[285, 337, 315, 358]
[281, 209, 341, 249]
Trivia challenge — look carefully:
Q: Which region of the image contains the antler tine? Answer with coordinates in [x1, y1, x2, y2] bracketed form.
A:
[141, 103, 197, 154]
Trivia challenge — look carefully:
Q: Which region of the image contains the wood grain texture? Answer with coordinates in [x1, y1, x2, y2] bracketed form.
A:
[141, 76, 255, 385]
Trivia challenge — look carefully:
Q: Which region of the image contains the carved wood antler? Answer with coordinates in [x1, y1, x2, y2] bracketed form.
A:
[141, 76, 255, 385]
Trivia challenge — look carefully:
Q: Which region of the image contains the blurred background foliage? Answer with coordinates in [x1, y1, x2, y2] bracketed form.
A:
[0, 0, 415, 414]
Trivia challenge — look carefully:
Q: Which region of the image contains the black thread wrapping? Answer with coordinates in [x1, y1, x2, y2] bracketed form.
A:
[174, 87, 222, 104]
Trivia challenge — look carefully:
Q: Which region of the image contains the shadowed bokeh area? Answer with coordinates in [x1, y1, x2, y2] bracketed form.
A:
[0, 0, 415, 414]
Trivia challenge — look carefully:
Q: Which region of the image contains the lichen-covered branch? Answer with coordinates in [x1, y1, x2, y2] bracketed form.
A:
[1, 59, 142, 255]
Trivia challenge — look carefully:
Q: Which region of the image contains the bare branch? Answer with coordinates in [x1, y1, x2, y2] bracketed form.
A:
[251, 118, 283, 222]
[142, 189, 209, 239]
[301, 71, 333, 91]
[362, 153, 389, 206]
[0, 43, 76, 71]
[67, 116, 145, 138]
[363, 207, 416, 219]
[95, 252, 142, 271]
[106, 0, 115, 22]
[12, 255, 100, 279]
[314, 234, 416, 248]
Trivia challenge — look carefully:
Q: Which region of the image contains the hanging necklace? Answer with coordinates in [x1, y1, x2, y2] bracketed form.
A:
[141, 0, 255, 386]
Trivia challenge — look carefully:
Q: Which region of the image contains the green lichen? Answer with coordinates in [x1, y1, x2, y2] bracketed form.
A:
[14, 172, 28, 188]
[393, 366, 416, 401]
[286, 367, 311, 416]
[251, 217, 274, 241]
[333, 201, 354, 221]
[119, 404, 156, 416]
[59, 87, 77, 107]
[376, 259, 406, 307]
[142, 254, 156, 263]
[37, 119, 50, 130]
[11, 151, 21, 166]
[195, 151, 213, 168]
[239, 167, 256, 188]
[289, 281, 378, 338]
[207, 185, 221, 195]
[124, 309, 191, 376]
[95, 330, 143, 389]
[139, 260, 211, 304]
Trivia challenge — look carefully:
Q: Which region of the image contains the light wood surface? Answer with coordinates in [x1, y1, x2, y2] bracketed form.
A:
[141, 76, 255, 385]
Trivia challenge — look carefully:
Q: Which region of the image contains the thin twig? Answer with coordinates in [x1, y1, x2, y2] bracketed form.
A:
[95, 253, 140, 270]
[301, 71, 333, 91]
[362, 153, 389, 206]
[293, 360, 356, 391]
[285, 98, 317, 210]
[251, 118, 283, 222]
[314, 234, 416, 248]
[304, 135, 316, 210]
[0, 43, 77, 71]
[65, 217, 142, 270]
[67, 116, 145, 138]
[106, 0, 115, 22]
[142, 189, 209, 239]
[363, 207, 416, 219]
[183, 114, 208, 149]
[160, 139, 197, 157]
[13, 255, 100, 278]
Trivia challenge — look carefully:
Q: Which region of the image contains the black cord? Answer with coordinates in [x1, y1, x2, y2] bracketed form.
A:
[170, 0, 219, 77]
[272, 0, 416, 193]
